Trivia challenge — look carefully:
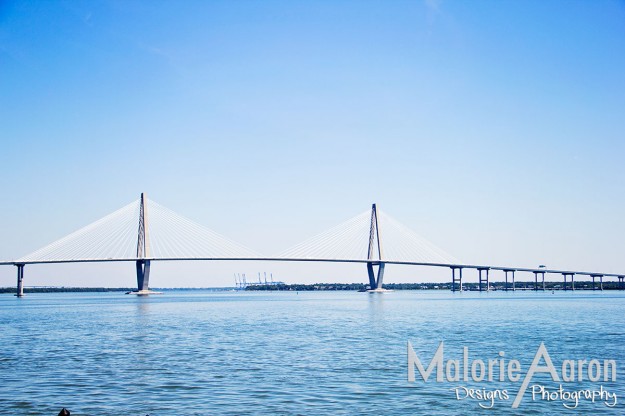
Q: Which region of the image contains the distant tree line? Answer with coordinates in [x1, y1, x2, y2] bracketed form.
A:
[245, 281, 624, 291]
[0, 287, 134, 294]
[246, 283, 368, 291]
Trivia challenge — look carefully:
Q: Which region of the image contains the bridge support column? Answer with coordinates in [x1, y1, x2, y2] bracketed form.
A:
[15, 264, 24, 297]
[130, 193, 156, 295]
[533, 271, 545, 291]
[562, 273, 574, 291]
[619, 276, 624, 290]
[451, 267, 463, 292]
[365, 203, 385, 292]
[136, 260, 151, 292]
[594, 275, 602, 290]
[504, 270, 515, 292]
[590, 274, 603, 291]
[367, 262, 385, 290]
[534, 272, 538, 291]
[367, 263, 375, 289]
[478, 268, 489, 292]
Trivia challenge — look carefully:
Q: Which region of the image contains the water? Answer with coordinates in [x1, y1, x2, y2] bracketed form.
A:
[0, 290, 623, 415]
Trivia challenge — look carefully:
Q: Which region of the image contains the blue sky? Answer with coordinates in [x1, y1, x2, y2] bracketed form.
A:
[1, 0, 624, 287]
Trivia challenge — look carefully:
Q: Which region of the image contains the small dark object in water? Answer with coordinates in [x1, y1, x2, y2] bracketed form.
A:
[58, 408, 70, 416]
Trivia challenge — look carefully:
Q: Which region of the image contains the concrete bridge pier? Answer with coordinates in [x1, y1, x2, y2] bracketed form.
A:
[136, 260, 151, 292]
[562, 273, 574, 291]
[478, 267, 489, 292]
[619, 276, 625, 290]
[451, 267, 463, 292]
[128, 193, 160, 295]
[15, 263, 24, 297]
[503, 269, 515, 291]
[367, 262, 385, 291]
[591, 274, 604, 291]
[533, 271, 545, 291]
[365, 203, 385, 292]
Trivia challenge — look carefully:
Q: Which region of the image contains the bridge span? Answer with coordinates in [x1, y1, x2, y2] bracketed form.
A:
[3, 194, 623, 296]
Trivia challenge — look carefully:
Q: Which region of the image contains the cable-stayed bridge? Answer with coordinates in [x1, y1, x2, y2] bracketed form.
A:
[3, 193, 624, 296]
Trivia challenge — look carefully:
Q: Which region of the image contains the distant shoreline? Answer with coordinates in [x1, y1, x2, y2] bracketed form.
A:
[1, 281, 623, 294]
[243, 282, 623, 291]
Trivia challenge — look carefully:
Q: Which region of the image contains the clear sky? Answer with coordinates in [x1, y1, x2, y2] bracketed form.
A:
[1, 0, 624, 288]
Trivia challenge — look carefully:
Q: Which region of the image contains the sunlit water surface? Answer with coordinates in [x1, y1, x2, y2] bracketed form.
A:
[1, 290, 624, 415]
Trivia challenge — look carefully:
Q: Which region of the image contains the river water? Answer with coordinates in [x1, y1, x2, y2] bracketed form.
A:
[0, 290, 623, 415]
